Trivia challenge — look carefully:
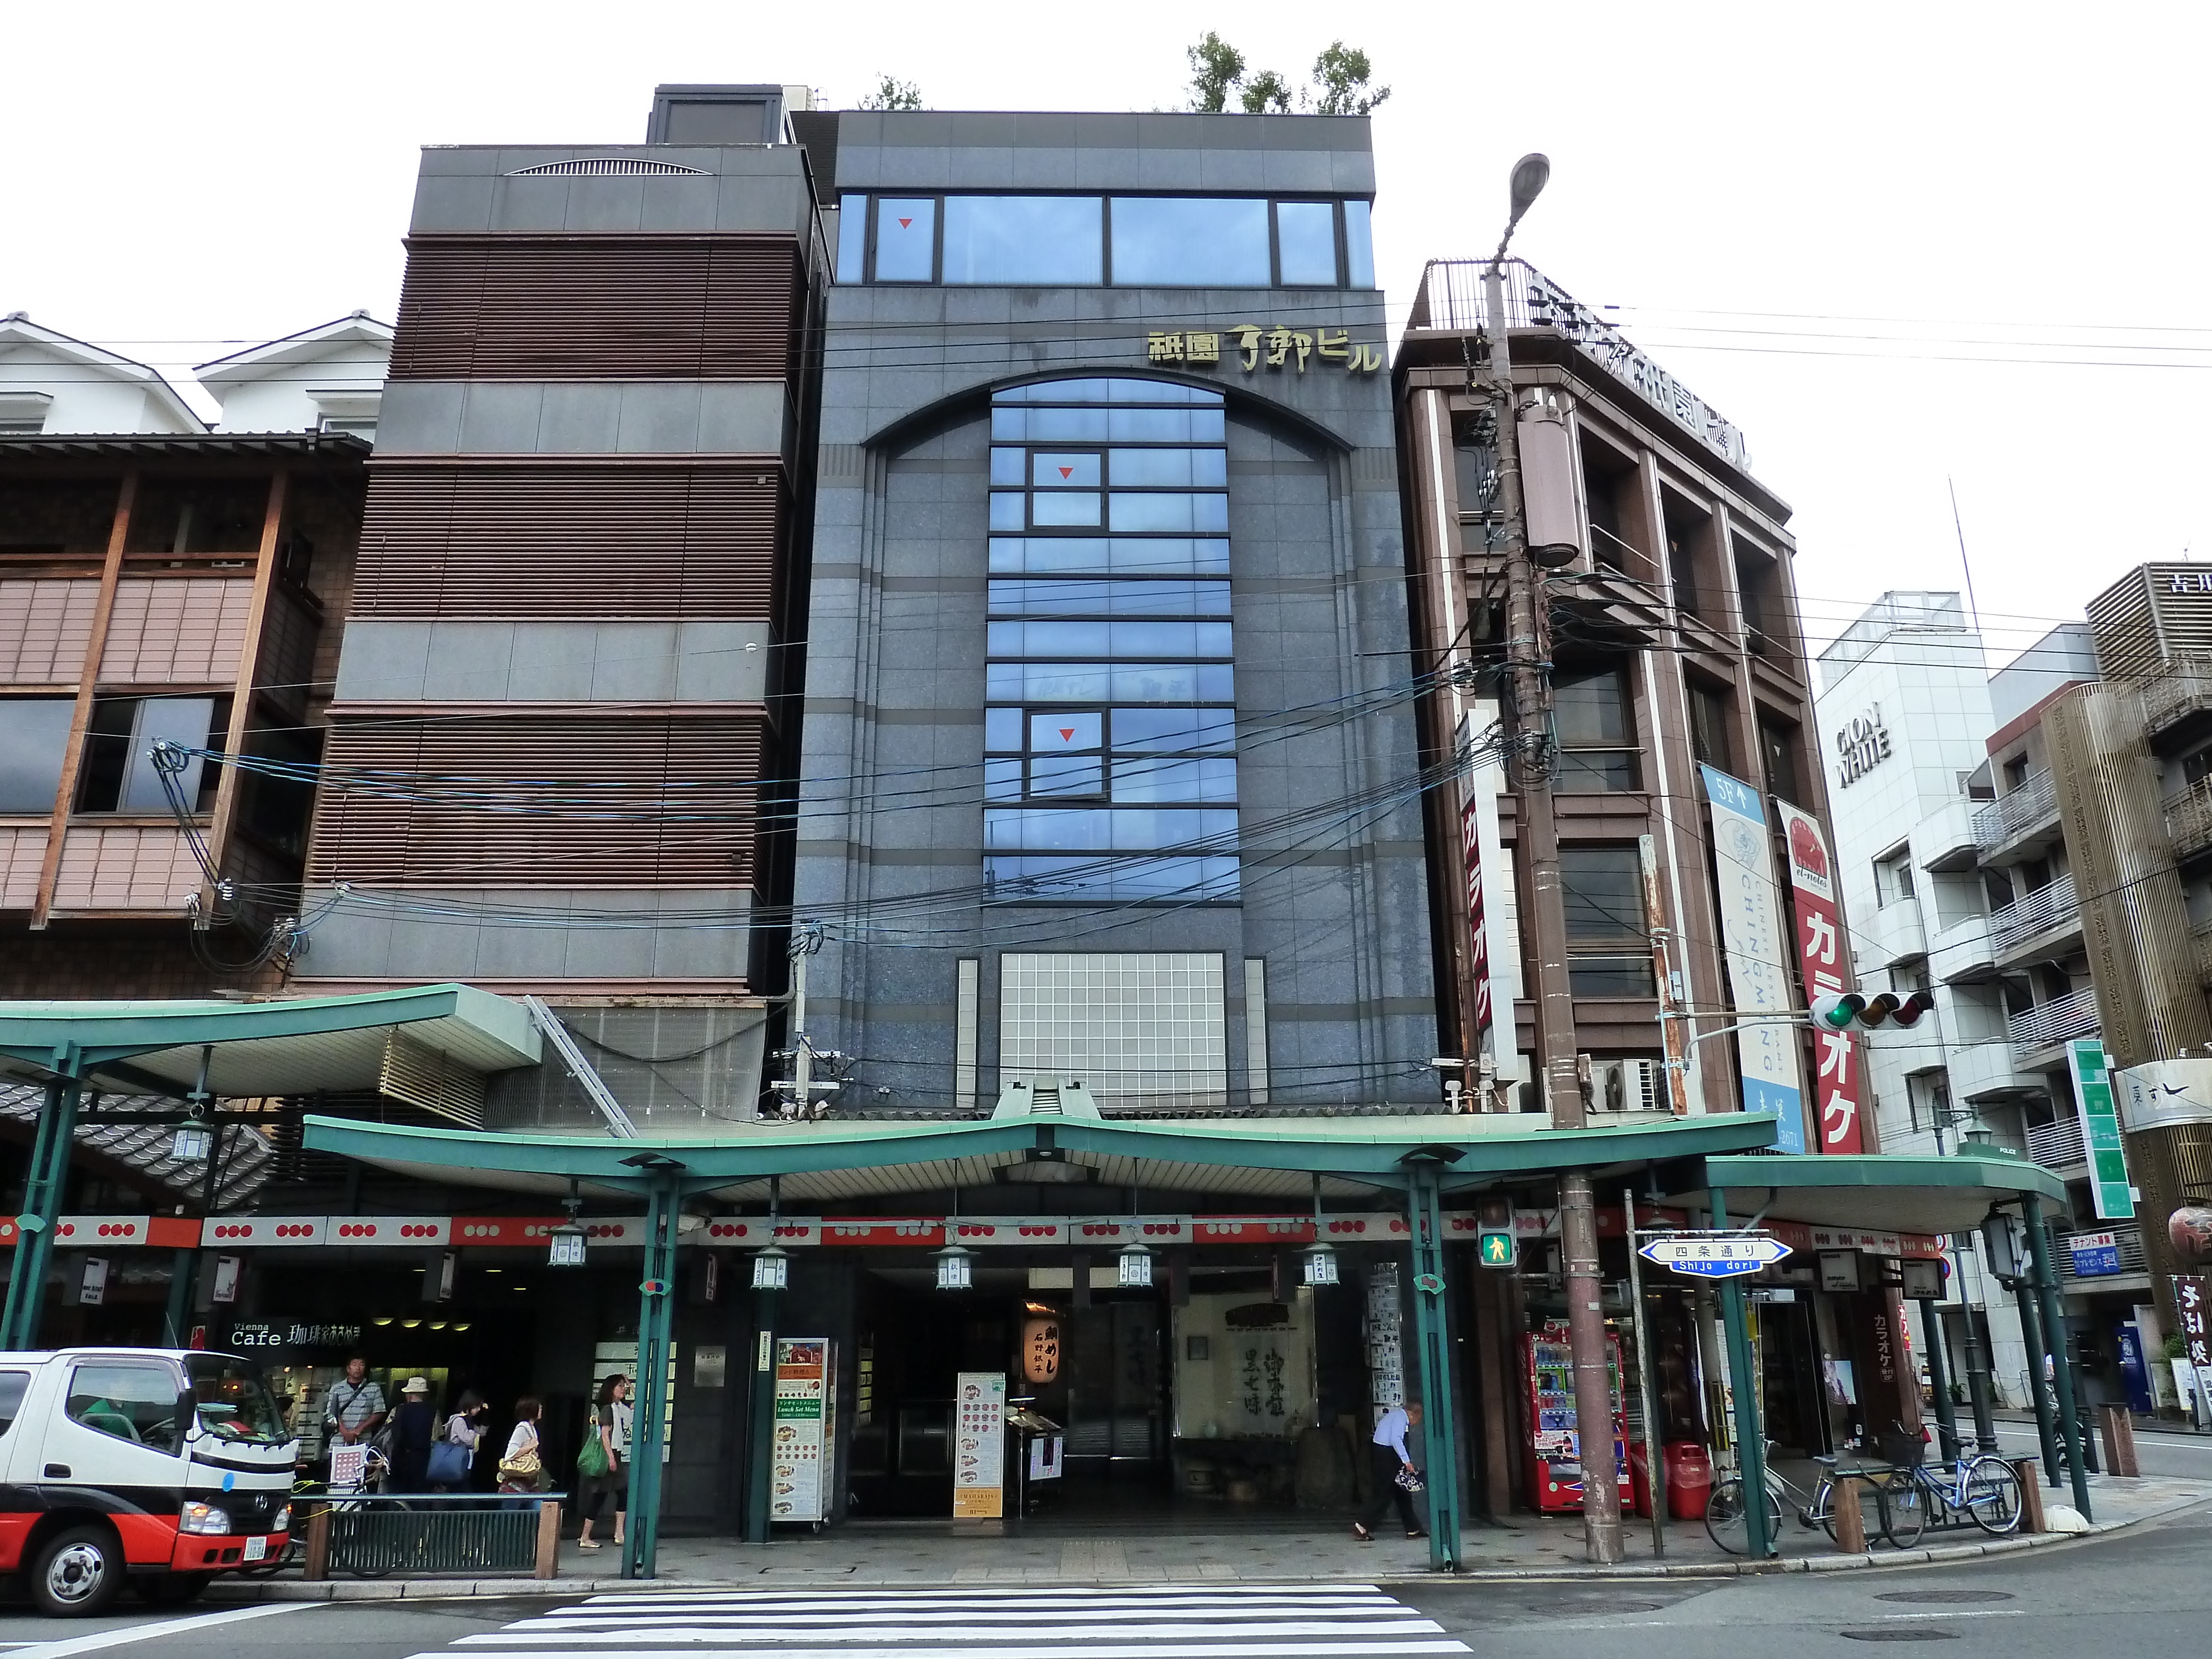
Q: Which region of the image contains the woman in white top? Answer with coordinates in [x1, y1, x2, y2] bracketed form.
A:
[499, 1397, 546, 1501]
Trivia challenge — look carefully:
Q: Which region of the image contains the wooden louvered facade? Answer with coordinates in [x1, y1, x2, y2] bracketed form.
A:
[389, 237, 805, 382]
[306, 713, 765, 888]
[353, 465, 782, 618]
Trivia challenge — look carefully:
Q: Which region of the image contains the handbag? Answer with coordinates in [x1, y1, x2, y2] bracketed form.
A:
[1394, 1466, 1426, 1495]
[576, 1420, 611, 1480]
[427, 1440, 471, 1486]
[498, 1425, 542, 1488]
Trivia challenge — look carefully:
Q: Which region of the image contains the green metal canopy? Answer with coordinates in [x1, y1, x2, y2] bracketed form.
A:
[303, 1101, 1785, 1201]
[1695, 1151, 2067, 1234]
[0, 984, 541, 1098]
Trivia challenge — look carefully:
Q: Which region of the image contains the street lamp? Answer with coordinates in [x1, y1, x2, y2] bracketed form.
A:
[1495, 152, 1551, 259]
[1117, 1239, 1154, 1290]
[750, 1243, 789, 1292]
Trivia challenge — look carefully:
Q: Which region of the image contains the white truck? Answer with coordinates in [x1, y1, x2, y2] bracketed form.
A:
[0, 1348, 294, 1614]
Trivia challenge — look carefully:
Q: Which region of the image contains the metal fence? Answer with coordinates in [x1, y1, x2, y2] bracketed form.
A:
[307, 1493, 562, 1580]
[2024, 1117, 2086, 1169]
[2004, 985, 2097, 1052]
[1990, 872, 2079, 954]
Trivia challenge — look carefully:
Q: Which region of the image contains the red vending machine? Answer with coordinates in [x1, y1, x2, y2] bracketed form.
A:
[1523, 1319, 1632, 1513]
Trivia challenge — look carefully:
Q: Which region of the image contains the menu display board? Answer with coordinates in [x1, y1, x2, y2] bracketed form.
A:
[953, 1370, 1006, 1519]
[772, 1338, 833, 1524]
[1365, 1262, 1405, 1419]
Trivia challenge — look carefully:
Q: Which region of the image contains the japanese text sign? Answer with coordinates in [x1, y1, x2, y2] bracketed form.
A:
[1775, 798, 1863, 1154]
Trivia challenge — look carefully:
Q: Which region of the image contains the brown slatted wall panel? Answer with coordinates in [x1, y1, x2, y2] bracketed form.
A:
[353, 467, 780, 618]
[307, 716, 763, 888]
[388, 239, 799, 381]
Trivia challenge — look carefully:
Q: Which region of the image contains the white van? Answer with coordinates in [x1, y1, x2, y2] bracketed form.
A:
[0, 1348, 294, 1615]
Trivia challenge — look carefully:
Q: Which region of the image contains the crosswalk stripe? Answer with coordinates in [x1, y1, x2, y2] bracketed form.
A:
[575, 1585, 1391, 1604]
[525, 1604, 1405, 1626]
[464, 1620, 1447, 1644]
[430, 1647, 1470, 1659]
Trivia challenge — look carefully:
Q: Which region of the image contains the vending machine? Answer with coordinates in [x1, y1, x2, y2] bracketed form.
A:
[1523, 1320, 1632, 1513]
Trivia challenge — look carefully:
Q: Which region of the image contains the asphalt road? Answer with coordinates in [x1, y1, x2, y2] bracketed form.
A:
[1983, 1417, 2212, 1480]
[0, 1499, 2201, 1659]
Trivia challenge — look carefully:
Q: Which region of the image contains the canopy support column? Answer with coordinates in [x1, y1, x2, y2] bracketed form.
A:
[2023, 1194, 2091, 1520]
[1408, 1164, 1462, 1571]
[2, 1052, 82, 1350]
[1711, 1185, 1772, 1558]
[622, 1171, 680, 1579]
[743, 1278, 781, 1543]
[1917, 1294, 1960, 1463]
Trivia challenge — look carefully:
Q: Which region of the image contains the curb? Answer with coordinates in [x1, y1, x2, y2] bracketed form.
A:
[201, 1497, 2207, 1603]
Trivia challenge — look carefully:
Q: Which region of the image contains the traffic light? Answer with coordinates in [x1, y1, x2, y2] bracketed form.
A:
[1810, 990, 1936, 1031]
[1476, 1195, 1516, 1270]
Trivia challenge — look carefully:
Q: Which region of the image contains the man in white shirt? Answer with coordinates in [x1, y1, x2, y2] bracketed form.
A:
[1352, 1400, 1427, 1541]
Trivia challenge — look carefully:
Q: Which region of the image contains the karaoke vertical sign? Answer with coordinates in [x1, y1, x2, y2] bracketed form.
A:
[1775, 798, 1864, 1155]
[1459, 795, 1493, 1037]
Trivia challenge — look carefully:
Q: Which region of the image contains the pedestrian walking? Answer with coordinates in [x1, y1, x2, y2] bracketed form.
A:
[389, 1376, 439, 1491]
[577, 1374, 630, 1551]
[498, 1397, 546, 1506]
[1352, 1399, 1428, 1542]
[431, 1390, 487, 1490]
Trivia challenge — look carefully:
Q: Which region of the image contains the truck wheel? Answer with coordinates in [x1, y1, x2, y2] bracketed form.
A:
[134, 1572, 212, 1605]
[30, 1525, 122, 1617]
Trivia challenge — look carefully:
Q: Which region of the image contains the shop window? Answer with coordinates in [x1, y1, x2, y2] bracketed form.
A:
[1559, 845, 1655, 997]
[124, 478, 269, 555]
[66, 1361, 184, 1453]
[77, 696, 224, 814]
[0, 700, 75, 814]
[1552, 665, 1639, 792]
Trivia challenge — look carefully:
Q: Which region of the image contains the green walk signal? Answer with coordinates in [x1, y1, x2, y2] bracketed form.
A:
[1478, 1229, 1516, 1269]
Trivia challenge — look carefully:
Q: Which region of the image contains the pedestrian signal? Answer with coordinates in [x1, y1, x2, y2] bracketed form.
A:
[1478, 1228, 1515, 1269]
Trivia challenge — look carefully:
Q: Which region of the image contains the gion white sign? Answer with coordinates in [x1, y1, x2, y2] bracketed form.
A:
[1637, 1233, 1792, 1279]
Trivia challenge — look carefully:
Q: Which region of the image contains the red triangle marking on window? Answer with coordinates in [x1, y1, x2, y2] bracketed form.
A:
[1058, 728, 1076, 742]
[898, 217, 913, 229]
[1058, 467, 1073, 478]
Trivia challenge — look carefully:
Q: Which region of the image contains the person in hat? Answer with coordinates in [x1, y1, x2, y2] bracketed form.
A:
[389, 1376, 439, 1493]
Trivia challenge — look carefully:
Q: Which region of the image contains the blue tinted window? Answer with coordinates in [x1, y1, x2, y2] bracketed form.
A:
[1030, 754, 1105, 796]
[989, 493, 1025, 531]
[943, 197, 1103, 285]
[1110, 198, 1271, 286]
[1110, 493, 1229, 534]
[1109, 448, 1228, 488]
[992, 406, 1111, 443]
[1113, 757, 1238, 804]
[1108, 662, 1203, 702]
[1344, 200, 1376, 289]
[995, 379, 1220, 405]
[984, 758, 1023, 801]
[985, 707, 1024, 750]
[1031, 493, 1102, 528]
[1112, 708, 1237, 751]
[1276, 201, 1339, 285]
[990, 538, 1229, 576]
[984, 854, 1239, 902]
[1107, 408, 1227, 444]
[1030, 711, 1102, 750]
[989, 580, 1230, 617]
[836, 194, 869, 284]
[990, 447, 1026, 485]
[1112, 809, 1238, 850]
[874, 198, 936, 281]
[1032, 452, 1102, 487]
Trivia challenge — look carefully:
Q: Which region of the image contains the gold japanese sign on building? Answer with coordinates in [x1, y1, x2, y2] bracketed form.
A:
[1147, 325, 1383, 376]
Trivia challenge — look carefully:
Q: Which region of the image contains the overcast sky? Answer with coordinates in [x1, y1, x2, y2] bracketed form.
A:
[8, 1, 2206, 670]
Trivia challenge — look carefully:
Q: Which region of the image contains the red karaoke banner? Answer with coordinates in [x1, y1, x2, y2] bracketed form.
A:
[1776, 799, 1864, 1154]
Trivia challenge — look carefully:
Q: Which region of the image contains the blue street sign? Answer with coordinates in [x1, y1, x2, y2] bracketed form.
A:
[1637, 1234, 1791, 1279]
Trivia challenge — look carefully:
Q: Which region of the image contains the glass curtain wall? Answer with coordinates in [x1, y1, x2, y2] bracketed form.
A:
[984, 378, 1240, 903]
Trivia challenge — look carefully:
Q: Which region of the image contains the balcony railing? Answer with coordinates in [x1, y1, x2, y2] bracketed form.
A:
[2056, 1222, 2148, 1281]
[1972, 768, 2059, 852]
[2005, 985, 2098, 1052]
[1407, 258, 1750, 471]
[2024, 1117, 2086, 1169]
[2167, 774, 2212, 862]
[2140, 653, 2212, 736]
[1990, 872, 2080, 953]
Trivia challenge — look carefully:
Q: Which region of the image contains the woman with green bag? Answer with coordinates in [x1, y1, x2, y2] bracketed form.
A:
[576, 1375, 628, 1551]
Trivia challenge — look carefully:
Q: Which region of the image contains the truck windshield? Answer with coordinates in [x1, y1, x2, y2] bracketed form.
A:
[184, 1354, 288, 1446]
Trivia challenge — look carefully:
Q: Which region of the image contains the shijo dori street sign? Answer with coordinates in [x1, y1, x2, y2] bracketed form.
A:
[1637, 1232, 1792, 1279]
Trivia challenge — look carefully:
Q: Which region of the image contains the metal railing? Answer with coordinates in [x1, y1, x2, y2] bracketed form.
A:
[1972, 769, 2059, 851]
[2140, 653, 2212, 734]
[2005, 985, 2098, 1051]
[1407, 258, 1750, 471]
[2056, 1223, 2148, 1281]
[2166, 774, 2212, 861]
[306, 1493, 562, 1580]
[2024, 1117, 2087, 1169]
[1990, 872, 2080, 953]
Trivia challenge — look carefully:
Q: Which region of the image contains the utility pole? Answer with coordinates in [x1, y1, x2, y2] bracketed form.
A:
[1484, 153, 1623, 1564]
[771, 922, 838, 1119]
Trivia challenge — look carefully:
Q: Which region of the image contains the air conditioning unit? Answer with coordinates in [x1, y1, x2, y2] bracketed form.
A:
[1589, 1057, 1663, 1114]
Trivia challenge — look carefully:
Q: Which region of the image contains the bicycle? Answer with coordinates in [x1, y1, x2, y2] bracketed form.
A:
[1705, 1441, 1896, 1554]
[1875, 1431, 2023, 1543]
[241, 1445, 405, 1578]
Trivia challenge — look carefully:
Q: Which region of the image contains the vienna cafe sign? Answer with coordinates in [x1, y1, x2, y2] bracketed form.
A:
[1833, 705, 1892, 789]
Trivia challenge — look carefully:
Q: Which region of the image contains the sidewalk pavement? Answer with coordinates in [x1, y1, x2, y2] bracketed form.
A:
[207, 1468, 2211, 1601]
